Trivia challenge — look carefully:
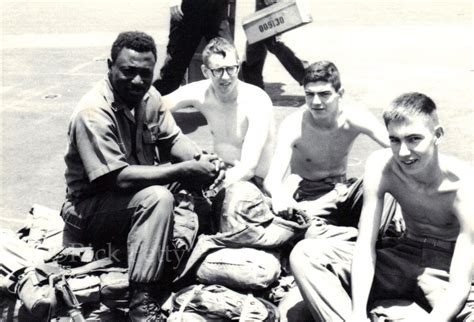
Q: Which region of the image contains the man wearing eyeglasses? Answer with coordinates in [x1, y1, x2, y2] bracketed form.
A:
[162, 37, 276, 190]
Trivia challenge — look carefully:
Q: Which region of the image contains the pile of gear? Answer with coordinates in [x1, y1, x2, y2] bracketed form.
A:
[0, 182, 311, 321]
[0, 205, 130, 321]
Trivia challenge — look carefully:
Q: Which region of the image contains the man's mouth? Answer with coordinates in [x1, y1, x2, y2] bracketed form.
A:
[400, 159, 417, 166]
[128, 88, 145, 95]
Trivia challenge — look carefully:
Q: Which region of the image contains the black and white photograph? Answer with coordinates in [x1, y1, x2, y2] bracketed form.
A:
[1, 0, 473, 321]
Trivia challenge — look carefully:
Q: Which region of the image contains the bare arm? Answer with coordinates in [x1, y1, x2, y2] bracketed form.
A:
[161, 83, 204, 112]
[349, 106, 390, 148]
[223, 94, 274, 186]
[98, 153, 219, 191]
[428, 179, 474, 321]
[350, 150, 389, 320]
[263, 115, 299, 213]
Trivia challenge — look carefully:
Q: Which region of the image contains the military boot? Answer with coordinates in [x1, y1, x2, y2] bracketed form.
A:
[16, 268, 55, 317]
[128, 282, 165, 322]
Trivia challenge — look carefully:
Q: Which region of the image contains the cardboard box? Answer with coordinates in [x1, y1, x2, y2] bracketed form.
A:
[242, 0, 312, 44]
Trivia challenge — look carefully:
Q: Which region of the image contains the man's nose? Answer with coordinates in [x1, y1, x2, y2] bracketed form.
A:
[131, 74, 143, 84]
[311, 94, 321, 105]
[398, 141, 411, 157]
[221, 69, 231, 80]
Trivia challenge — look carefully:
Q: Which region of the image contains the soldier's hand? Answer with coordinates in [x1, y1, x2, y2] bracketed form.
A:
[184, 153, 221, 185]
[271, 194, 299, 217]
[170, 0, 183, 21]
[393, 210, 406, 233]
[209, 166, 226, 188]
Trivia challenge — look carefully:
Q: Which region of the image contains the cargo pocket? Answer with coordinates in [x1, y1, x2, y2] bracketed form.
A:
[173, 190, 199, 252]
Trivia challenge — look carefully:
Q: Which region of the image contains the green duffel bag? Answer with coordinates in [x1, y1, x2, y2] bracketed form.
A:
[196, 248, 281, 290]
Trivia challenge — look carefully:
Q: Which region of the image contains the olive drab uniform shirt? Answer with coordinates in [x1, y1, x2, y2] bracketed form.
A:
[64, 78, 185, 201]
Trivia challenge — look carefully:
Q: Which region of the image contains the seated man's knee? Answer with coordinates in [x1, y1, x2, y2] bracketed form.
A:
[226, 181, 260, 196]
[143, 185, 173, 200]
[290, 239, 326, 272]
[216, 181, 271, 233]
[135, 186, 174, 213]
[223, 181, 263, 203]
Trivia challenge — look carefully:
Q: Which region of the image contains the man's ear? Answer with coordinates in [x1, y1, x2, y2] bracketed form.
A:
[107, 58, 113, 70]
[337, 87, 345, 98]
[201, 65, 210, 79]
[434, 125, 444, 145]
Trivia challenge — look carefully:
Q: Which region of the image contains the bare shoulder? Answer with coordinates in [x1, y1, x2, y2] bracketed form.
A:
[439, 156, 474, 224]
[238, 82, 273, 111]
[276, 110, 305, 144]
[441, 154, 474, 196]
[181, 80, 211, 101]
[364, 149, 395, 193]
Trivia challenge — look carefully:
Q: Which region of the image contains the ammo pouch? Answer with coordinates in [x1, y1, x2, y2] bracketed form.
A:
[1, 206, 130, 320]
[168, 284, 280, 322]
[8, 257, 129, 318]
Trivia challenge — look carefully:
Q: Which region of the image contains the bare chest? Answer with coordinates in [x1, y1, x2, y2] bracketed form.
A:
[292, 127, 358, 167]
[390, 185, 459, 235]
[200, 104, 248, 144]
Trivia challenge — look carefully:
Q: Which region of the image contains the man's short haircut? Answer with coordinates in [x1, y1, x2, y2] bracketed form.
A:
[303, 61, 341, 91]
[202, 37, 238, 66]
[110, 31, 157, 62]
[383, 92, 439, 126]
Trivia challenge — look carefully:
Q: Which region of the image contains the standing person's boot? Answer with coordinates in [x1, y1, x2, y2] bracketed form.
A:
[128, 282, 164, 321]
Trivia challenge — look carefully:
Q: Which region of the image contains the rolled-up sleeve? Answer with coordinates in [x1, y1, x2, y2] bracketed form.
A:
[71, 108, 128, 182]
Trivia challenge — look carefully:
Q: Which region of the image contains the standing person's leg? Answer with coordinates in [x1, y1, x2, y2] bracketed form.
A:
[154, 0, 204, 95]
[203, 0, 233, 42]
[290, 238, 355, 321]
[239, 0, 268, 89]
[264, 36, 307, 85]
[240, 42, 268, 89]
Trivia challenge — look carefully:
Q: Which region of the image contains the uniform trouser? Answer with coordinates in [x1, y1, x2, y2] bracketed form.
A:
[154, 0, 232, 95]
[290, 237, 474, 321]
[240, 0, 307, 89]
[61, 186, 175, 284]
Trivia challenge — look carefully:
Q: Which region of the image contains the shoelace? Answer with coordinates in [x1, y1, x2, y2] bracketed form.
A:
[143, 292, 164, 322]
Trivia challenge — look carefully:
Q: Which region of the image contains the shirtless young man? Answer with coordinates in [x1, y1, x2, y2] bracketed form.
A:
[264, 60, 390, 237]
[162, 37, 275, 189]
[291, 92, 474, 321]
